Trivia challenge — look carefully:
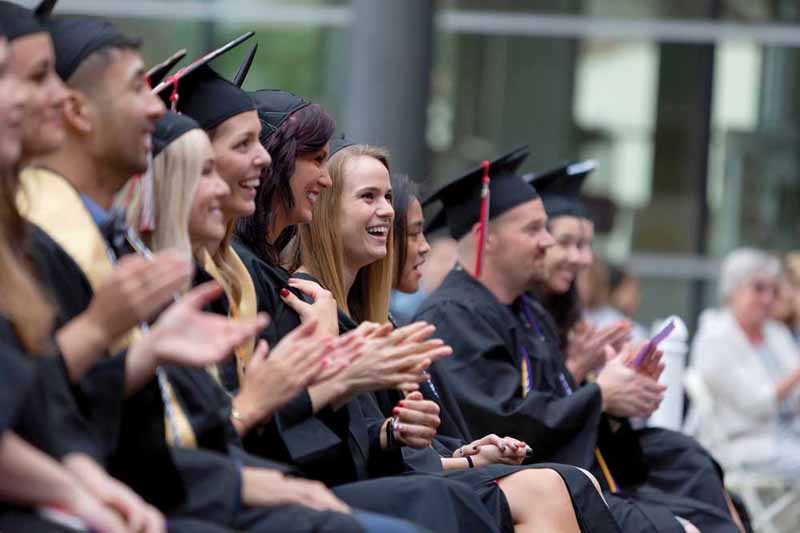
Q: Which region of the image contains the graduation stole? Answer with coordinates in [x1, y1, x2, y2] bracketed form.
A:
[17, 167, 198, 448]
[200, 246, 257, 383]
[518, 294, 619, 493]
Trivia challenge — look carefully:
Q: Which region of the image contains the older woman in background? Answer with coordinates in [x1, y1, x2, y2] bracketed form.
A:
[691, 248, 800, 476]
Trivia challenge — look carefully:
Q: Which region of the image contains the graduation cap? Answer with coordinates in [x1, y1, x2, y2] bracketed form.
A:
[329, 132, 357, 159]
[151, 32, 255, 131]
[233, 43, 257, 88]
[0, 0, 55, 41]
[523, 159, 596, 219]
[152, 110, 200, 158]
[249, 89, 310, 144]
[48, 15, 141, 81]
[422, 146, 537, 241]
[146, 49, 187, 88]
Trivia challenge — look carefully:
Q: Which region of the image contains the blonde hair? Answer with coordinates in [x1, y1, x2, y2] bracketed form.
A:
[125, 129, 243, 303]
[126, 128, 207, 261]
[211, 222, 243, 305]
[290, 145, 394, 323]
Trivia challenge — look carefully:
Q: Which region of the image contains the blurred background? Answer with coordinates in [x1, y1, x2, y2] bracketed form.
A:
[29, 0, 800, 330]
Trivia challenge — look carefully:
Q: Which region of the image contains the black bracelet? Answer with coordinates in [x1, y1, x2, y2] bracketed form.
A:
[465, 455, 474, 468]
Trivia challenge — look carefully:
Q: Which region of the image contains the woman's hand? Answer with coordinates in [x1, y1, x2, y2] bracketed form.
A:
[389, 391, 440, 449]
[623, 340, 665, 382]
[125, 282, 269, 395]
[280, 278, 340, 338]
[233, 320, 333, 434]
[147, 281, 269, 367]
[455, 434, 530, 466]
[336, 322, 452, 403]
[566, 320, 632, 382]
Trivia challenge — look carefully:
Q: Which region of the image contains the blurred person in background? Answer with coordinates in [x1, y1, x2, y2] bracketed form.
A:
[691, 248, 800, 477]
[580, 261, 648, 343]
[771, 252, 800, 343]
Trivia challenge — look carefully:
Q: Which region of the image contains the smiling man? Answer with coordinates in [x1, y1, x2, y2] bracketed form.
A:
[32, 16, 163, 210]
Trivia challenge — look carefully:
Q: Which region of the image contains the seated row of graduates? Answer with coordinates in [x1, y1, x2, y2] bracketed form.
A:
[0, 2, 744, 532]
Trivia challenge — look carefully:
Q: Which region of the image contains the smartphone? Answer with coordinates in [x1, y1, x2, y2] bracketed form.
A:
[631, 319, 675, 368]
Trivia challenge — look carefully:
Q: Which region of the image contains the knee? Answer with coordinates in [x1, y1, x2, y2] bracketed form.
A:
[502, 468, 568, 501]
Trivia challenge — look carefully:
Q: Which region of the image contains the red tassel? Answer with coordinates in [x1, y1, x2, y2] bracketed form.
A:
[474, 160, 491, 277]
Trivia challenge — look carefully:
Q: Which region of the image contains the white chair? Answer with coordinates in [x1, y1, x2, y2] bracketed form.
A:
[683, 368, 800, 533]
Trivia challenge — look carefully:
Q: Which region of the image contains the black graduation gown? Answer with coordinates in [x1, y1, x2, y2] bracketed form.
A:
[368, 320, 621, 533]
[414, 267, 739, 532]
[523, 296, 741, 532]
[0, 315, 236, 533]
[221, 243, 504, 533]
[25, 224, 191, 511]
[26, 225, 335, 532]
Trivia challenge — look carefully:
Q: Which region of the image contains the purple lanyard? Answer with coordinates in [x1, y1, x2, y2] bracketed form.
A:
[519, 295, 572, 397]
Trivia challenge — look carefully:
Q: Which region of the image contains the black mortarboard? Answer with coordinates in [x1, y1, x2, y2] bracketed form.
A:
[152, 111, 200, 158]
[146, 49, 186, 88]
[249, 89, 310, 144]
[329, 132, 356, 159]
[0, 0, 54, 41]
[152, 32, 255, 131]
[523, 159, 596, 219]
[48, 16, 141, 81]
[422, 146, 538, 240]
[233, 43, 257, 87]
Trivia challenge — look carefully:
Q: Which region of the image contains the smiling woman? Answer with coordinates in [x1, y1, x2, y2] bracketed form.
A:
[291, 143, 395, 324]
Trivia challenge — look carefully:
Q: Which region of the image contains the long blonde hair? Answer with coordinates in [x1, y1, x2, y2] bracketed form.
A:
[291, 145, 394, 323]
[126, 129, 207, 260]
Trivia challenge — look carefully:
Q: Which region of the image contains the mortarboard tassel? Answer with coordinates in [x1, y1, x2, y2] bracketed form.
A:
[474, 160, 490, 277]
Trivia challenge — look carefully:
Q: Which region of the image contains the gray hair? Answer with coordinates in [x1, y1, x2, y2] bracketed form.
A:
[719, 247, 781, 303]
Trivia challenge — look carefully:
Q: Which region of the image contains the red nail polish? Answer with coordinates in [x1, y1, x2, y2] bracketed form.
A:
[280, 288, 289, 298]
[392, 407, 400, 415]
[398, 400, 405, 407]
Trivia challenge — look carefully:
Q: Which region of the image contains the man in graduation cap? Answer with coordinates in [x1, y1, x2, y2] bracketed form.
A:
[413, 147, 742, 532]
[526, 162, 748, 532]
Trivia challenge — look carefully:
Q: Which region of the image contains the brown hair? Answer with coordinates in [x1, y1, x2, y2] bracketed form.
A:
[290, 145, 394, 323]
[0, 170, 54, 354]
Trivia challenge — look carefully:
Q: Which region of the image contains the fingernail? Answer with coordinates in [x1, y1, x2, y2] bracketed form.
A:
[472, 445, 479, 451]
[280, 288, 290, 298]
[392, 407, 400, 415]
[398, 400, 405, 407]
